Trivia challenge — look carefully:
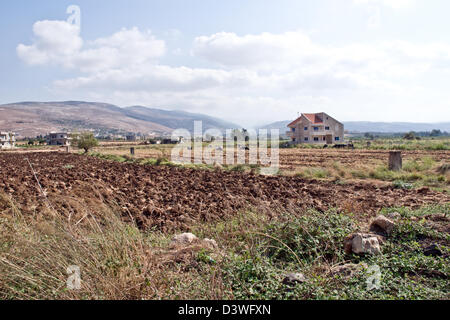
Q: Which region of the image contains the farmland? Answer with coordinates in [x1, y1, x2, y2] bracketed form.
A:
[0, 152, 448, 231]
[0, 146, 449, 300]
[82, 141, 450, 191]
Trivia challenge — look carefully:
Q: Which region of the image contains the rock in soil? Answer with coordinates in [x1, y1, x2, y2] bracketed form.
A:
[370, 215, 395, 236]
[283, 273, 306, 285]
[344, 233, 383, 255]
[203, 238, 218, 249]
[171, 233, 198, 245]
[330, 263, 368, 278]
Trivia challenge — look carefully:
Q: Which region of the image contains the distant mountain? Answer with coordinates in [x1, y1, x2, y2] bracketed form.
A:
[124, 106, 239, 133]
[0, 101, 240, 137]
[258, 120, 450, 134]
[342, 121, 450, 133]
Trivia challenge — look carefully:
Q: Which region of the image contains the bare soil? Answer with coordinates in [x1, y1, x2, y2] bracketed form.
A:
[0, 152, 448, 231]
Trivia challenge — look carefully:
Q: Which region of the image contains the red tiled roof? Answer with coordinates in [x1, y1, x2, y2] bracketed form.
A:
[287, 113, 323, 127]
[303, 113, 323, 124]
[287, 117, 302, 127]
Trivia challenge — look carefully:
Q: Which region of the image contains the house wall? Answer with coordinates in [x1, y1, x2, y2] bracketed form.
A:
[0, 132, 16, 149]
[288, 113, 344, 144]
[47, 133, 71, 146]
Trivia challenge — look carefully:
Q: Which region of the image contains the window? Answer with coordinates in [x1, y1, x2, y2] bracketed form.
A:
[304, 137, 308, 141]
[292, 127, 295, 132]
[314, 137, 319, 141]
[304, 127, 308, 131]
[293, 138, 296, 142]
[313, 127, 319, 131]
[325, 126, 330, 130]
[335, 137, 340, 141]
[323, 137, 326, 141]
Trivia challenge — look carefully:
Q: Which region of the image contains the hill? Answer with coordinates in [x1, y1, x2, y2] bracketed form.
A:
[124, 106, 239, 133]
[0, 101, 240, 138]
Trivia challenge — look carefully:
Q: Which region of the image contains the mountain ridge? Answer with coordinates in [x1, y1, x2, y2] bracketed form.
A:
[0, 101, 241, 137]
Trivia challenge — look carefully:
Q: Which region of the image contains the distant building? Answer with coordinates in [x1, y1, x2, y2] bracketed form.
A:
[287, 112, 344, 144]
[0, 131, 16, 149]
[47, 132, 71, 146]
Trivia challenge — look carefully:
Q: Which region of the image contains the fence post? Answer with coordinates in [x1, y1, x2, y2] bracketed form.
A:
[389, 151, 402, 171]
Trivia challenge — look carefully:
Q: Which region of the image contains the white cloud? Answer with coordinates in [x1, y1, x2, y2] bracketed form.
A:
[17, 20, 83, 66]
[192, 31, 317, 69]
[17, 21, 165, 72]
[192, 31, 450, 81]
[18, 21, 450, 125]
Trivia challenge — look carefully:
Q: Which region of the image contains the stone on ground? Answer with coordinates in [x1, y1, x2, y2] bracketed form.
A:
[370, 215, 395, 236]
[171, 233, 198, 245]
[344, 233, 382, 255]
[330, 263, 368, 278]
[283, 273, 306, 285]
[203, 238, 218, 249]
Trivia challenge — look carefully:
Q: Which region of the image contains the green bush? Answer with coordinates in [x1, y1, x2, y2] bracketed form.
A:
[73, 132, 99, 153]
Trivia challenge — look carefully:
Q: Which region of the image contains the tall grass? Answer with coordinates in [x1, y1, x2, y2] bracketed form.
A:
[0, 198, 153, 299]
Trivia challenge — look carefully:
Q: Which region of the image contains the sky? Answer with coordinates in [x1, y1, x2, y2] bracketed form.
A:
[1, 0, 450, 127]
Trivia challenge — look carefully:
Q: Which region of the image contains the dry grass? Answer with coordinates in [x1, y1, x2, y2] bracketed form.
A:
[0, 193, 448, 300]
[0, 192, 227, 300]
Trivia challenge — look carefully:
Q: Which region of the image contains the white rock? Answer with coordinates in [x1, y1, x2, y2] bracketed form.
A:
[352, 234, 381, 255]
[203, 238, 218, 249]
[171, 233, 198, 245]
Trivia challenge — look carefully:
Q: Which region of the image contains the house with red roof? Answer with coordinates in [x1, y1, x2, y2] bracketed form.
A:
[287, 112, 344, 144]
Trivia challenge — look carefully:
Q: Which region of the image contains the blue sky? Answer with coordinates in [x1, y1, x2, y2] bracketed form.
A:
[1, 0, 450, 126]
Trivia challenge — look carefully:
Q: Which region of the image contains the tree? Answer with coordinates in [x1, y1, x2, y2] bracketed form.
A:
[73, 132, 98, 153]
[364, 132, 374, 140]
[403, 131, 416, 140]
[430, 129, 442, 137]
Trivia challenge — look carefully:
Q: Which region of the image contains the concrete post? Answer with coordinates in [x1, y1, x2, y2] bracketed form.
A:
[389, 151, 402, 171]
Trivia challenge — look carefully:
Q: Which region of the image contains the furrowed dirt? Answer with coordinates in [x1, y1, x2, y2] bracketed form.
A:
[0, 152, 448, 231]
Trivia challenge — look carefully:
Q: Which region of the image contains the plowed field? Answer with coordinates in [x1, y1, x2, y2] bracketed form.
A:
[0, 152, 448, 231]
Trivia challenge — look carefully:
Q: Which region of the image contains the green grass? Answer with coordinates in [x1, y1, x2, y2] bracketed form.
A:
[350, 137, 450, 151]
[218, 205, 449, 300]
